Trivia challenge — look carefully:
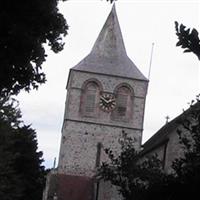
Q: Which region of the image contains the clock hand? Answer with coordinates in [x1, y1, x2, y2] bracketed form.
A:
[107, 99, 115, 103]
[100, 96, 109, 103]
[100, 96, 109, 104]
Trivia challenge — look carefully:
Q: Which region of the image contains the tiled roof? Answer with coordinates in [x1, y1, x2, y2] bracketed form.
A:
[141, 101, 200, 155]
[72, 5, 148, 81]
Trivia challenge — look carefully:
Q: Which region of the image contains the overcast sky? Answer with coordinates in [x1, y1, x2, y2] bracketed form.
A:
[17, 0, 200, 168]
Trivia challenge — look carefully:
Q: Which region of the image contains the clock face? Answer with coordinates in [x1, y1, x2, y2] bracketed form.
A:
[99, 93, 116, 112]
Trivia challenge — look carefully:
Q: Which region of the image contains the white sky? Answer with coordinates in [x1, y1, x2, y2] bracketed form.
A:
[17, 0, 200, 168]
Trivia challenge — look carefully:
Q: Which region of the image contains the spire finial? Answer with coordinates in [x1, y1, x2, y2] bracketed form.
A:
[112, 1, 116, 7]
[110, 0, 116, 5]
[111, 1, 116, 13]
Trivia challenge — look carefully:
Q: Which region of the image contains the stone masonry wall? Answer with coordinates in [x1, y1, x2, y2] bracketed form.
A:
[58, 70, 147, 176]
[58, 120, 142, 176]
[64, 70, 147, 130]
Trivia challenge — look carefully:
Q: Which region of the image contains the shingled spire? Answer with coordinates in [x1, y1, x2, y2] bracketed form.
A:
[72, 4, 148, 81]
[91, 4, 126, 58]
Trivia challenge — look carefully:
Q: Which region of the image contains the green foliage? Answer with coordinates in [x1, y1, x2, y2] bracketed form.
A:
[146, 98, 200, 200]
[98, 99, 200, 200]
[0, 129, 24, 200]
[0, 97, 22, 128]
[98, 131, 166, 200]
[0, 0, 68, 96]
[0, 0, 117, 96]
[175, 21, 200, 60]
[0, 96, 46, 200]
[171, 98, 200, 199]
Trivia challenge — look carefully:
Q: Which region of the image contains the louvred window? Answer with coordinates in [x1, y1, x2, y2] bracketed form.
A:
[112, 86, 133, 121]
[82, 82, 99, 117]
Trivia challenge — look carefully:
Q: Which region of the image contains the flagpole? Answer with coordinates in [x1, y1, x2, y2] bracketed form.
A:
[148, 43, 155, 80]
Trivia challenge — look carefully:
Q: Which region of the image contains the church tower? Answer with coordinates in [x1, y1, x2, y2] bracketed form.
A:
[57, 4, 148, 200]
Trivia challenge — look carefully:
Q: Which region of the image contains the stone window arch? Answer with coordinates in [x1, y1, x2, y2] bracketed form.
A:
[112, 84, 133, 121]
[81, 79, 101, 117]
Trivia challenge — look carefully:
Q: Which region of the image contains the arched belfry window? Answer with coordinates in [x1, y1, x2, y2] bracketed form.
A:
[112, 85, 133, 121]
[81, 81, 100, 117]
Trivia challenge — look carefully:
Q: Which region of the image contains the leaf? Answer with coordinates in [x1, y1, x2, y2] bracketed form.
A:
[176, 41, 182, 46]
[184, 49, 191, 53]
[175, 21, 178, 30]
[191, 28, 199, 39]
[184, 28, 190, 36]
[180, 24, 186, 34]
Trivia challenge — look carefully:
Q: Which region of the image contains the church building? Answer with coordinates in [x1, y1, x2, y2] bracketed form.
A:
[141, 100, 200, 174]
[43, 4, 148, 200]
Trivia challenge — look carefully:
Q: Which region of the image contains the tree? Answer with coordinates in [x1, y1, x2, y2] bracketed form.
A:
[0, 127, 24, 200]
[0, 0, 117, 97]
[98, 100, 200, 200]
[175, 21, 200, 60]
[0, 96, 46, 200]
[147, 98, 200, 200]
[13, 125, 46, 200]
[0, 0, 68, 96]
[142, 99, 200, 200]
[97, 131, 167, 200]
[170, 98, 200, 199]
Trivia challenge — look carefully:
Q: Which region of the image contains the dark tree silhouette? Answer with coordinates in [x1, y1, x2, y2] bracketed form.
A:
[0, 96, 46, 200]
[97, 131, 167, 200]
[175, 21, 200, 60]
[0, 0, 119, 96]
[98, 98, 200, 200]
[170, 99, 200, 199]
[147, 99, 200, 200]
[0, 0, 68, 96]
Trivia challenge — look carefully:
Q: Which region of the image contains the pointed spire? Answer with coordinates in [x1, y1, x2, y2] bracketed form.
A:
[72, 5, 148, 81]
[91, 4, 127, 58]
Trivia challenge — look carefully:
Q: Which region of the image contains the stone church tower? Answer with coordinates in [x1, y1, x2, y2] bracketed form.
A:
[44, 4, 148, 200]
